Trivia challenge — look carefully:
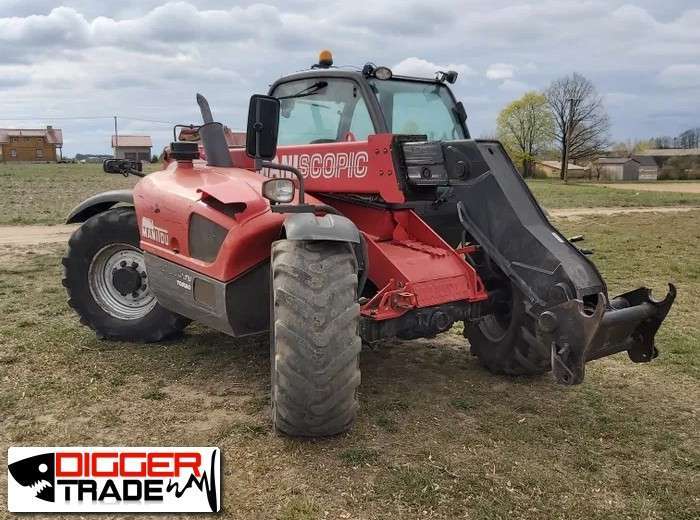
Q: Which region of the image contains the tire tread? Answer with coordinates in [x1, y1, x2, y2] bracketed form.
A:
[270, 240, 360, 437]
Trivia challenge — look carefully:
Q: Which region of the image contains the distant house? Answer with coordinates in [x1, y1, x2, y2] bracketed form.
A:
[596, 157, 640, 181]
[534, 160, 589, 179]
[112, 135, 152, 162]
[631, 155, 659, 180]
[0, 126, 63, 162]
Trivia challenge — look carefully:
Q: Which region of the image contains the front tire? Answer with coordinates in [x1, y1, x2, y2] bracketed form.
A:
[465, 282, 549, 376]
[62, 207, 190, 342]
[270, 240, 361, 437]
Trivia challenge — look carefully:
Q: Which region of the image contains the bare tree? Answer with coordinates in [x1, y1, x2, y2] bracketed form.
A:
[546, 73, 610, 181]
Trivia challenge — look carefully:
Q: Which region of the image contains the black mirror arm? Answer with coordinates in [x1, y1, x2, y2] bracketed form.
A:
[127, 168, 146, 178]
[254, 121, 264, 171]
[113, 165, 145, 178]
[261, 161, 305, 204]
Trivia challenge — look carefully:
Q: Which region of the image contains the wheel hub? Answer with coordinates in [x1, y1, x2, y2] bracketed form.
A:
[112, 264, 142, 296]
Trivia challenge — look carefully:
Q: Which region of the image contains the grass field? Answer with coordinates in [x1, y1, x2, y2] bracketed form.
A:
[526, 179, 700, 208]
[2, 163, 700, 225]
[0, 211, 698, 519]
[0, 163, 144, 225]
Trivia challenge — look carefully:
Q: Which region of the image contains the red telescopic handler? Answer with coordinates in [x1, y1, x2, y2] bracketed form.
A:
[63, 52, 675, 436]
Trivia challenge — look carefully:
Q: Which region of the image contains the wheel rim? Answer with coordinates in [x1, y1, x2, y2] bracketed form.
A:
[479, 313, 512, 341]
[88, 244, 156, 320]
[479, 284, 514, 342]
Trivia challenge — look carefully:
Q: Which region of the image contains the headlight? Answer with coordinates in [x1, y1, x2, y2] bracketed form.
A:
[262, 178, 295, 203]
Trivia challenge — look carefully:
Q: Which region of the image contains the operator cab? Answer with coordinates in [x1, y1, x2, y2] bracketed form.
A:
[268, 51, 470, 146]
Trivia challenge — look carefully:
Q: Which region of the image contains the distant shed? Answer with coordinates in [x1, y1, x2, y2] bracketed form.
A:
[534, 160, 589, 179]
[631, 155, 659, 180]
[596, 157, 640, 181]
[112, 135, 152, 162]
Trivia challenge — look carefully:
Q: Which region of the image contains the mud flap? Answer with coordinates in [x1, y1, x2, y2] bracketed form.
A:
[443, 139, 676, 384]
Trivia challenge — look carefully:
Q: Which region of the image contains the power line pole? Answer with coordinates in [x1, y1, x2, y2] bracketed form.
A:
[113, 116, 118, 157]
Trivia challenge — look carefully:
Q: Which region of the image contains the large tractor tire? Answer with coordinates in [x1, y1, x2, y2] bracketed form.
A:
[62, 207, 190, 342]
[270, 240, 361, 437]
[464, 281, 549, 377]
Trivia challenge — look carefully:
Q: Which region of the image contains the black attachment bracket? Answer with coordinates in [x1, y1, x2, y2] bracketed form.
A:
[537, 284, 676, 385]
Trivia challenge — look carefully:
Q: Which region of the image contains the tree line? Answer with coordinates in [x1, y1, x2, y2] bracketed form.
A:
[650, 128, 700, 150]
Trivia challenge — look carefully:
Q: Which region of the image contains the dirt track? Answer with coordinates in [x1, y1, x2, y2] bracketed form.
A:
[0, 224, 77, 246]
[600, 182, 700, 193]
[548, 206, 699, 218]
[0, 206, 699, 246]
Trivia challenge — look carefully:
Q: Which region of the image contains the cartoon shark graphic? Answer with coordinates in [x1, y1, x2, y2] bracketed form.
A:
[8, 452, 55, 502]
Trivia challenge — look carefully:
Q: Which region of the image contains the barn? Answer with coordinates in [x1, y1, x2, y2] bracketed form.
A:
[596, 157, 640, 181]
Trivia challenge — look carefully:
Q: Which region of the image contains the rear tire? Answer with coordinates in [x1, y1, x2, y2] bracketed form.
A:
[270, 240, 361, 437]
[465, 282, 549, 376]
[62, 207, 190, 342]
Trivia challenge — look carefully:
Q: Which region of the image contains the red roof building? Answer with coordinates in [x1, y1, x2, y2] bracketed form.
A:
[111, 135, 153, 161]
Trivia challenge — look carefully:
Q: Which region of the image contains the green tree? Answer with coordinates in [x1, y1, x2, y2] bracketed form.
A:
[497, 91, 553, 177]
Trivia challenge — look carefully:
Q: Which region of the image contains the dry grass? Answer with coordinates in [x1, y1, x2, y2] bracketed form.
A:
[0, 211, 698, 519]
[527, 178, 700, 208]
[2, 163, 700, 226]
[0, 163, 153, 225]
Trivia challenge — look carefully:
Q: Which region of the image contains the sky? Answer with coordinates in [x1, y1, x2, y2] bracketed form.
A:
[1, 0, 698, 156]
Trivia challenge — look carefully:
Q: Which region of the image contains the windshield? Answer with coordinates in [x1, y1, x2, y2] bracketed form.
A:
[369, 79, 465, 140]
[273, 78, 374, 145]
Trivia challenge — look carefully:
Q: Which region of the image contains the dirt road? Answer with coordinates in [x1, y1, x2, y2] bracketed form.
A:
[600, 182, 700, 193]
[0, 224, 77, 246]
[548, 206, 699, 218]
[1, 206, 698, 246]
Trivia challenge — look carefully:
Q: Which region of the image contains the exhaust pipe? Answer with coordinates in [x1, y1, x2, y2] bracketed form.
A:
[196, 93, 232, 167]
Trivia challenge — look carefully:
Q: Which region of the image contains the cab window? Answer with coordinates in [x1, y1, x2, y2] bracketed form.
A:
[369, 79, 465, 141]
[273, 78, 374, 145]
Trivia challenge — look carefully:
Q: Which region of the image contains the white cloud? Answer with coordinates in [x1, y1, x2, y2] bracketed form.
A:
[486, 63, 516, 80]
[1, 1, 699, 153]
[658, 64, 700, 88]
[498, 79, 529, 94]
[392, 57, 473, 79]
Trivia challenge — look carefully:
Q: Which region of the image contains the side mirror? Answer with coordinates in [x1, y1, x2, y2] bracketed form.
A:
[103, 158, 143, 176]
[246, 94, 280, 168]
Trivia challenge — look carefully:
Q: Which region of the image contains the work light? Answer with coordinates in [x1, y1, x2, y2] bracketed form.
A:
[262, 178, 295, 203]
